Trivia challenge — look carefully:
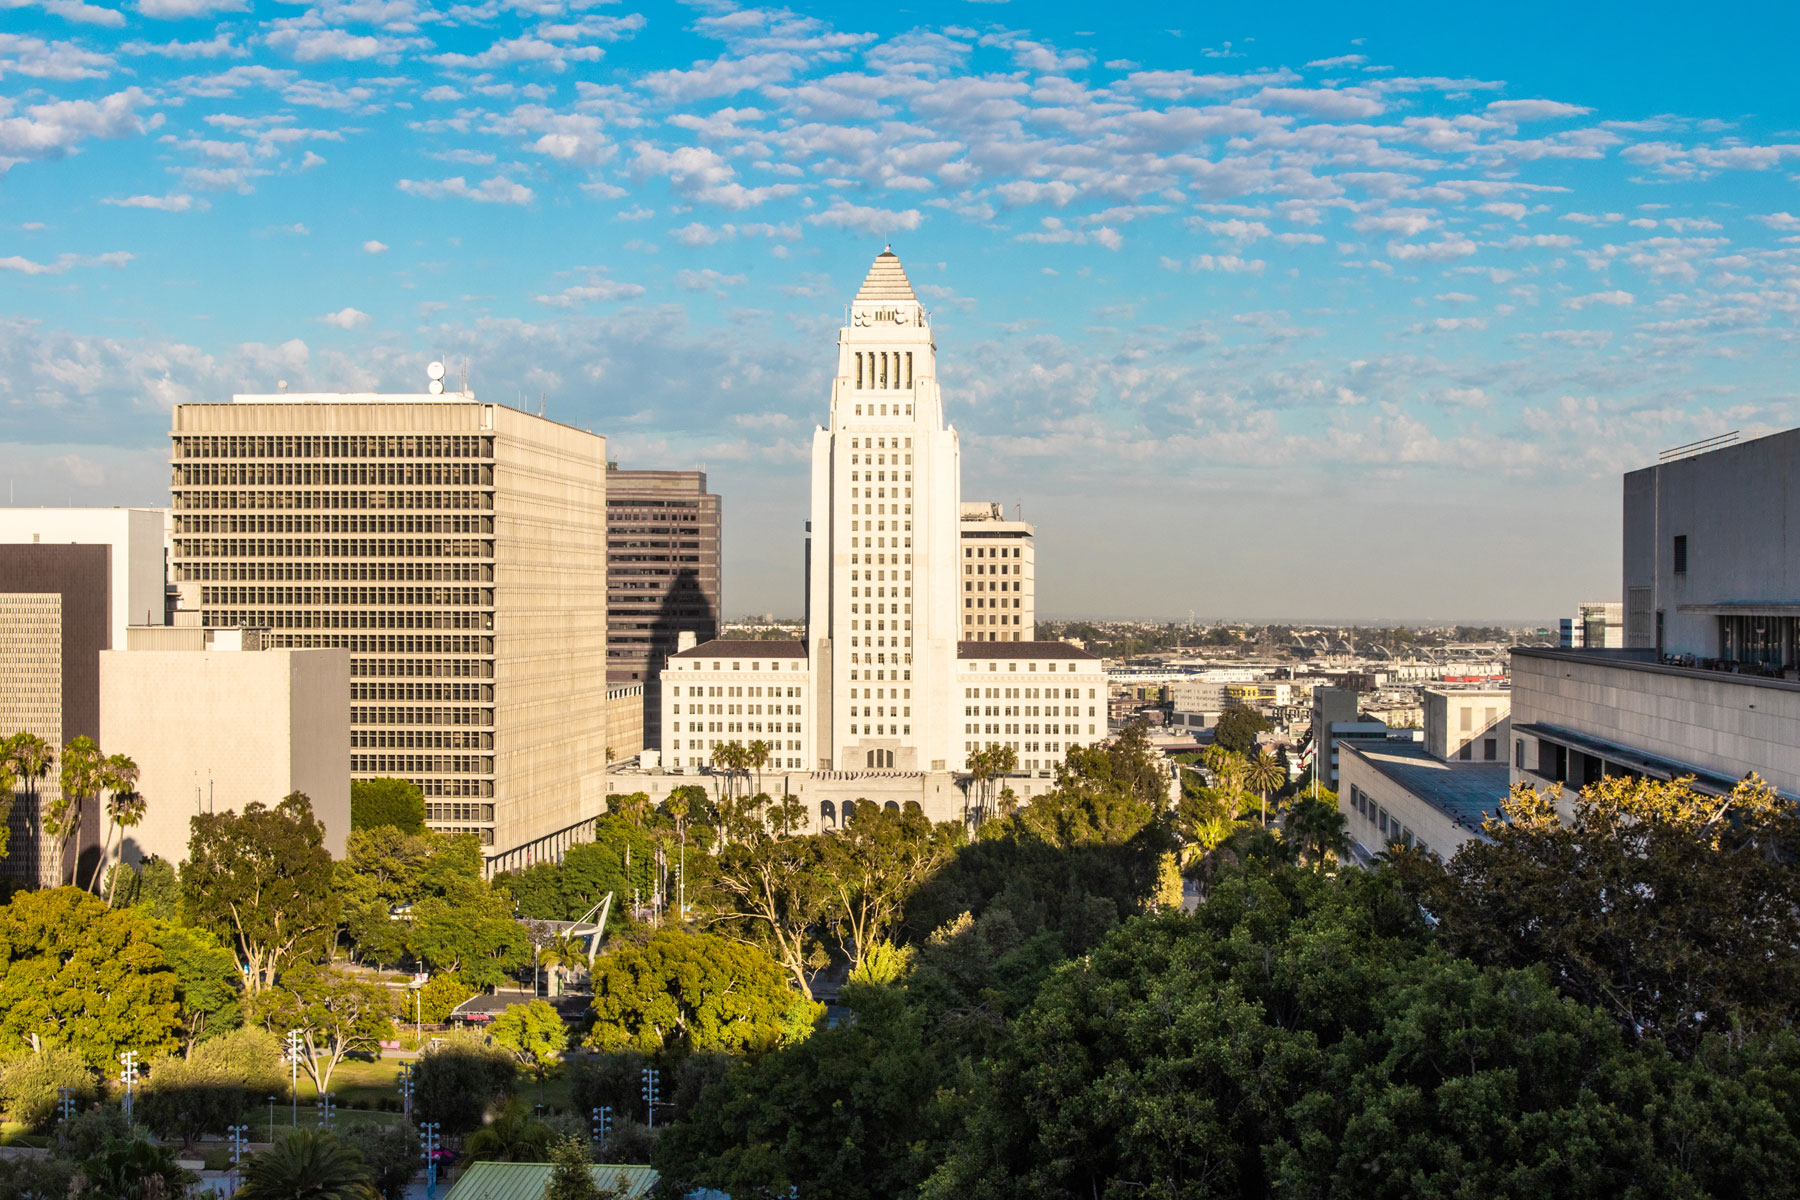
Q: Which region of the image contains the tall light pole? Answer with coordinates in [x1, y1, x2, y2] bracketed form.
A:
[398, 1062, 415, 1122]
[421, 1122, 441, 1199]
[228, 1124, 250, 1196]
[267, 1095, 276, 1143]
[641, 1067, 659, 1129]
[315, 1092, 335, 1130]
[56, 1087, 75, 1125]
[117, 1051, 139, 1123]
[285, 1030, 303, 1126]
[591, 1106, 612, 1152]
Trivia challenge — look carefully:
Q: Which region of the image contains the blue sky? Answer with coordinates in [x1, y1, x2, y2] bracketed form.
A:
[3, 0, 1798, 621]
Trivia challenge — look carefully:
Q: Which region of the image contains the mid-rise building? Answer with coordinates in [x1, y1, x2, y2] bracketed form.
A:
[1515, 428, 1800, 816]
[100, 623, 350, 866]
[605, 467, 721, 749]
[958, 501, 1034, 642]
[1422, 686, 1510, 763]
[1560, 600, 1623, 649]
[0, 508, 167, 886]
[169, 391, 609, 855]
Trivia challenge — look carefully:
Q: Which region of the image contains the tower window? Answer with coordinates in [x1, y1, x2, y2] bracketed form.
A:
[1673, 534, 1688, 575]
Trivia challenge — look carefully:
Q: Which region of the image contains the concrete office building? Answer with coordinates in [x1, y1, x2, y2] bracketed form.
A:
[959, 501, 1034, 642]
[170, 390, 609, 855]
[0, 509, 168, 886]
[644, 250, 1103, 821]
[101, 624, 350, 866]
[605, 681, 646, 763]
[605, 467, 721, 748]
[1514, 428, 1800, 813]
[1309, 686, 1363, 790]
[1560, 600, 1623, 650]
[1423, 686, 1510, 763]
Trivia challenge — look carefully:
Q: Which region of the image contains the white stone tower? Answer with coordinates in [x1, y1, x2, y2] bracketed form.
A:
[806, 249, 961, 771]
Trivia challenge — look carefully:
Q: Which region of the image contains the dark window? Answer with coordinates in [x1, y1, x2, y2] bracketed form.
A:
[1515, 739, 1525, 768]
[1673, 534, 1688, 575]
[1458, 743, 1473, 761]
[1483, 738, 1498, 761]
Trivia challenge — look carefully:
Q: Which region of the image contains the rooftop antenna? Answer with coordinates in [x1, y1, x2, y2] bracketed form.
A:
[539, 391, 545, 418]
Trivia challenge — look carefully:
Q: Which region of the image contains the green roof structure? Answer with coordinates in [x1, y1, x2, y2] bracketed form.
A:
[440, 1160, 659, 1200]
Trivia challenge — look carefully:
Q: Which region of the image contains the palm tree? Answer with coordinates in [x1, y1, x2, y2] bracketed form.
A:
[1244, 749, 1285, 829]
[4, 733, 52, 883]
[1284, 795, 1350, 868]
[746, 738, 771, 797]
[80, 1136, 197, 1200]
[236, 1128, 379, 1200]
[1203, 748, 1250, 823]
[463, 1102, 555, 1164]
[51, 736, 105, 890]
[99, 753, 144, 906]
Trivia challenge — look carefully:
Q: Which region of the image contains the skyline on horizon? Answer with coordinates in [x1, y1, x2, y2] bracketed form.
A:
[3, 0, 1798, 622]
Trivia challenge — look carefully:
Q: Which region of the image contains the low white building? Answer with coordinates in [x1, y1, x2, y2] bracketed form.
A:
[660, 639, 812, 773]
[100, 624, 350, 867]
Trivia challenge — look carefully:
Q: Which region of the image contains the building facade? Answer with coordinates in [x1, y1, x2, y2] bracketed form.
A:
[101, 625, 350, 866]
[1421, 686, 1510, 763]
[1560, 600, 1623, 650]
[605, 467, 721, 748]
[0, 510, 165, 886]
[652, 249, 1104, 799]
[958, 501, 1034, 642]
[169, 393, 609, 854]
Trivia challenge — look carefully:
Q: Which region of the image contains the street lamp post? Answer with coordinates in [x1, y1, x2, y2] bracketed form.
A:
[315, 1093, 335, 1130]
[641, 1067, 659, 1130]
[591, 1106, 612, 1152]
[267, 1095, 276, 1143]
[228, 1124, 250, 1196]
[56, 1086, 75, 1125]
[421, 1122, 441, 1199]
[398, 1062, 415, 1122]
[285, 1030, 303, 1126]
[117, 1051, 139, 1123]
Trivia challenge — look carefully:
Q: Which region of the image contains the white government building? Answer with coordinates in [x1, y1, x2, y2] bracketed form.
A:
[610, 250, 1104, 826]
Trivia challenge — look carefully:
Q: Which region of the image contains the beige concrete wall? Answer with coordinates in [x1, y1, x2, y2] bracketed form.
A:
[1422, 688, 1511, 762]
[489, 404, 609, 851]
[99, 647, 350, 866]
[606, 683, 645, 761]
[1510, 649, 1800, 795]
[1338, 747, 1487, 860]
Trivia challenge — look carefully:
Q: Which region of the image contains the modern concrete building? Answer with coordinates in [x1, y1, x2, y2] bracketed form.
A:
[605, 681, 646, 764]
[1513, 428, 1800, 815]
[100, 624, 350, 866]
[1560, 600, 1623, 650]
[958, 501, 1034, 642]
[0, 509, 167, 886]
[1422, 686, 1510, 763]
[1338, 740, 1508, 861]
[169, 390, 609, 856]
[1309, 686, 1361, 789]
[605, 467, 720, 747]
[646, 249, 1102, 819]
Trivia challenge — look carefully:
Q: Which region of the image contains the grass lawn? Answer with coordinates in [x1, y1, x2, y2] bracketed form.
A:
[0, 1123, 50, 1148]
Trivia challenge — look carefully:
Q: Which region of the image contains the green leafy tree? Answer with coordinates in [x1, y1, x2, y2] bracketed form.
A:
[0, 1152, 73, 1200]
[463, 1101, 555, 1164]
[415, 974, 476, 1024]
[707, 830, 832, 999]
[0, 887, 182, 1067]
[412, 1030, 517, 1135]
[139, 1028, 286, 1149]
[1395, 774, 1800, 1055]
[235, 1128, 378, 1200]
[588, 928, 821, 1054]
[489, 1000, 567, 1091]
[0, 1046, 98, 1131]
[182, 793, 339, 995]
[261, 965, 395, 1095]
[1282, 793, 1349, 867]
[1212, 704, 1270, 755]
[406, 882, 528, 989]
[76, 1136, 196, 1200]
[349, 779, 426, 835]
[497, 820, 656, 922]
[150, 921, 242, 1052]
[568, 1049, 649, 1125]
[545, 1136, 615, 1200]
[822, 803, 959, 968]
[115, 856, 182, 923]
[339, 1123, 420, 1200]
[654, 981, 942, 1200]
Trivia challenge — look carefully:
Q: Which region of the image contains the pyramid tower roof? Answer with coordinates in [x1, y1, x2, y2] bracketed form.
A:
[854, 247, 917, 304]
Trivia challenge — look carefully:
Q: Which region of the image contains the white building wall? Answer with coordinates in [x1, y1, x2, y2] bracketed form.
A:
[953, 655, 1104, 773]
[0, 508, 166, 644]
[660, 649, 810, 773]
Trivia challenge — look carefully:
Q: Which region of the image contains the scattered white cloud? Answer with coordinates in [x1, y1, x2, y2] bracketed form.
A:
[0, 250, 132, 273]
[103, 191, 202, 211]
[361, 239, 388, 254]
[1565, 289, 1634, 309]
[318, 306, 368, 329]
[396, 175, 534, 205]
[806, 200, 923, 236]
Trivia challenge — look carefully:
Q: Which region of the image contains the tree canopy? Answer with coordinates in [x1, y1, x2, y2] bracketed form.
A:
[349, 778, 426, 835]
[588, 928, 821, 1055]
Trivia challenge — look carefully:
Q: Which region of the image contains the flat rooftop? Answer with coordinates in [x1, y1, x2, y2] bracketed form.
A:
[1342, 740, 1509, 829]
[1513, 645, 1800, 694]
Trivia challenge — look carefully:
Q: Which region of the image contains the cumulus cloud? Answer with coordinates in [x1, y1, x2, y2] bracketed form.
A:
[675, 267, 746, 294]
[103, 192, 203, 211]
[318, 307, 368, 329]
[1387, 237, 1478, 262]
[1486, 99, 1593, 121]
[135, 0, 246, 17]
[533, 269, 646, 307]
[361, 239, 388, 254]
[0, 87, 160, 167]
[1565, 290, 1634, 309]
[806, 200, 923, 236]
[0, 250, 132, 273]
[396, 175, 534, 205]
